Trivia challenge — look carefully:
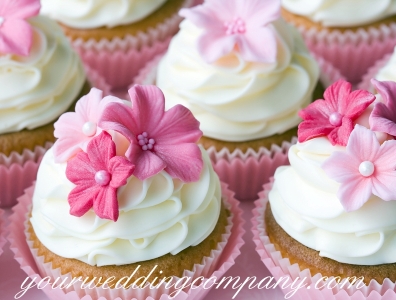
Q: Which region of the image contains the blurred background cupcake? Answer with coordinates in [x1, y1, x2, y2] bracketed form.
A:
[281, 0, 396, 84]
[0, 0, 87, 207]
[40, 0, 195, 96]
[0, 209, 5, 256]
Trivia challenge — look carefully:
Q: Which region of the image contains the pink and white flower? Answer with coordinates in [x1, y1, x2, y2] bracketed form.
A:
[0, 0, 40, 56]
[66, 132, 135, 221]
[179, 0, 280, 63]
[322, 125, 396, 212]
[99, 85, 203, 182]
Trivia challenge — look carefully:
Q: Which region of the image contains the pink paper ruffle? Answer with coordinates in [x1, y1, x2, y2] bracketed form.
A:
[0, 209, 6, 256]
[358, 53, 392, 92]
[292, 22, 396, 83]
[252, 179, 396, 300]
[8, 182, 245, 300]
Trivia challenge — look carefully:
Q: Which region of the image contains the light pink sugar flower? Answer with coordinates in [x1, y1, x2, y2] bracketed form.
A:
[179, 0, 280, 63]
[0, 0, 40, 56]
[66, 132, 135, 222]
[53, 88, 121, 163]
[370, 79, 396, 138]
[322, 125, 396, 212]
[99, 85, 203, 182]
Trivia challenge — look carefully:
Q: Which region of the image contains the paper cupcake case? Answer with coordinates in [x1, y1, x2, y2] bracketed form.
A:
[358, 53, 392, 92]
[0, 209, 6, 256]
[8, 182, 245, 300]
[251, 179, 396, 300]
[296, 23, 396, 84]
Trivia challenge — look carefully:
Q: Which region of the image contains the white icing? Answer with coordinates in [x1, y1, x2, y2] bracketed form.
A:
[269, 137, 396, 265]
[375, 47, 396, 82]
[0, 16, 85, 134]
[157, 19, 319, 142]
[282, 0, 396, 27]
[40, 0, 167, 29]
[30, 146, 222, 266]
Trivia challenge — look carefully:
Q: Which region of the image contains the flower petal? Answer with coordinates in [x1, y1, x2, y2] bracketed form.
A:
[346, 125, 380, 162]
[327, 117, 353, 146]
[343, 89, 375, 120]
[0, 0, 40, 19]
[75, 88, 103, 122]
[108, 156, 135, 188]
[372, 79, 396, 114]
[323, 80, 352, 112]
[93, 187, 119, 221]
[322, 151, 360, 183]
[298, 99, 333, 121]
[338, 177, 372, 212]
[133, 150, 166, 181]
[86, 132, 116, 171]
[297, 119, 334, 143]
[0, 19, 33, 56]
[370, 102, 396, 137]
[66, 151, 96, 184]
[239, 0, 280, 28]
[179, 5, 223, 30]
[68, 184, 98, 217]
[238, 26, 277, 63]
[155, 143, 203, 182]
[197, 32, 236, 63]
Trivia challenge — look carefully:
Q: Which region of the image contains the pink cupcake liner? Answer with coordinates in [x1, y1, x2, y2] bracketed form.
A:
[358, 53, 392, 92]
[72, 0, 194, 95]
[0, 209, 6, 256]
[252, 179, 396, 300]
[8, 182, 244, 300]
[293, 22, 396, 83]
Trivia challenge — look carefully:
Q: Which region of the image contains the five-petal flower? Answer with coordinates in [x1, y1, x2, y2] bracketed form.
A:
[179, 0, 280, 63]
[369, 79, 396, 138]
[99, 85, 203, 182]
[66, 132, 135, 221]
[322, 125, 396, 212]
[298, 80, 375, 146]
[53, 88, 121, 163]
[0, 0, 40, 56]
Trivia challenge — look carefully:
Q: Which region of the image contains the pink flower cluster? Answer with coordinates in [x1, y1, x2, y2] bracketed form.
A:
[54, 85, 203, 221]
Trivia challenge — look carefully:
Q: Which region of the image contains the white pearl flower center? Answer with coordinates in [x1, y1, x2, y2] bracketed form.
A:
[95, 170, 111, 186]
[359, 161, 375, 177]
[82, 121, 97, 137]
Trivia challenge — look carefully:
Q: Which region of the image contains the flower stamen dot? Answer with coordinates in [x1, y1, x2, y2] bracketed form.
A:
[95, 170, 111, 186]
[82, 121, 97, 137]
[138, 132, 155, 151]
[224, 17, 246, 35]
[329, 112, 342, 127]
[359, 161, 375, 177]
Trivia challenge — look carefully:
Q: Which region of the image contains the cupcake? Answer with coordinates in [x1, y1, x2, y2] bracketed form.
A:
[9, 84, 244, 300]
[281, 0, 396, 83]
[148, 0, 345, 201]
[253, 79, 396, 298]
[0, 0, 86, 207]
[40, 0, 195, 94]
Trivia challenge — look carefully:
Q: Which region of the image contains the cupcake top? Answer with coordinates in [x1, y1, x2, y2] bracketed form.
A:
[269, 79, 396, 265]
[157, 0, 319, 142]
[30, 85, 223, 266]
[374, 47, 396, 83]
[0, 0, 85, 134]
[40, 0, 167, 29]
[281, 0, 396, 27]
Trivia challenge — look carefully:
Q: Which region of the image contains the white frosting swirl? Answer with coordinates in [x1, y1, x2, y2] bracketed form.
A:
[269, 137, 396, 265]
[157, 19, 319, 142]
[40, 0, 167, 29]
[0, 16, 85, 134]
[375, 47, 396, 82]
[30, 146, 222, 266]
[282, 0, 396, 27]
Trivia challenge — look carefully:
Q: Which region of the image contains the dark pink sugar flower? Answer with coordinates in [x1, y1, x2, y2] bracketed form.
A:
[0, 0, 40, 56]
[298, 80, 375, 146]
[179, 0, 280, 63]
[369, 79, 396, 138]
[99, 85, 203, 182]
[66, 132, 135, 222]
[322, 125, 396, 212]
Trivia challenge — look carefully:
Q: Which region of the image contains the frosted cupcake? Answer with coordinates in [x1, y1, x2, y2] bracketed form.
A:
[253, 79, 396, 297]
[40, 0, 194, 93]
[0, 0, 86, 207]
[281, 0, 396, 83]
[10, 84, 243, 299]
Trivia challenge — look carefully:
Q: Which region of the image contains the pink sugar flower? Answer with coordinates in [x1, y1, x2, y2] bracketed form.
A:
[66, 132, 135, 221]
[99, 85, 203, 182]
[322, 125, 396, 212]
[0, 0, 40, 56]
[53, 88, 121, 163]
[179, 0, 280, 63]
[369, 79, 396, 138]
[298, 80, 375, 146]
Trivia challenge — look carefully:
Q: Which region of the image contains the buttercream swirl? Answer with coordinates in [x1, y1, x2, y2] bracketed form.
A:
[0, 16, 85, 134]
[269, 137, 396, 265]
[156, 19, 319, 142]
[30, 146, 222, 266]
[282, 0, 396, 27]
[40, 0, 167, 29]
[375, 48, 396, 83]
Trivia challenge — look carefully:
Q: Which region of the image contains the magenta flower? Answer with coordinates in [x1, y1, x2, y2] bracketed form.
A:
[99, 85, 203, 182]
[66, 132, 135, 221]
[322, 125, 396, 212]
[369, 79, 396, 138]
[298, 80, 375, 146]
[0, 0, 40, 56]
[179, 0, 280, 63]
[53, 88, 121, 163]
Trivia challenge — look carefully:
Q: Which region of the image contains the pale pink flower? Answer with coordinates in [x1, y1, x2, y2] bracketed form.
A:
[322, 125, 396, 212]
[179, 0, 280, 63]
